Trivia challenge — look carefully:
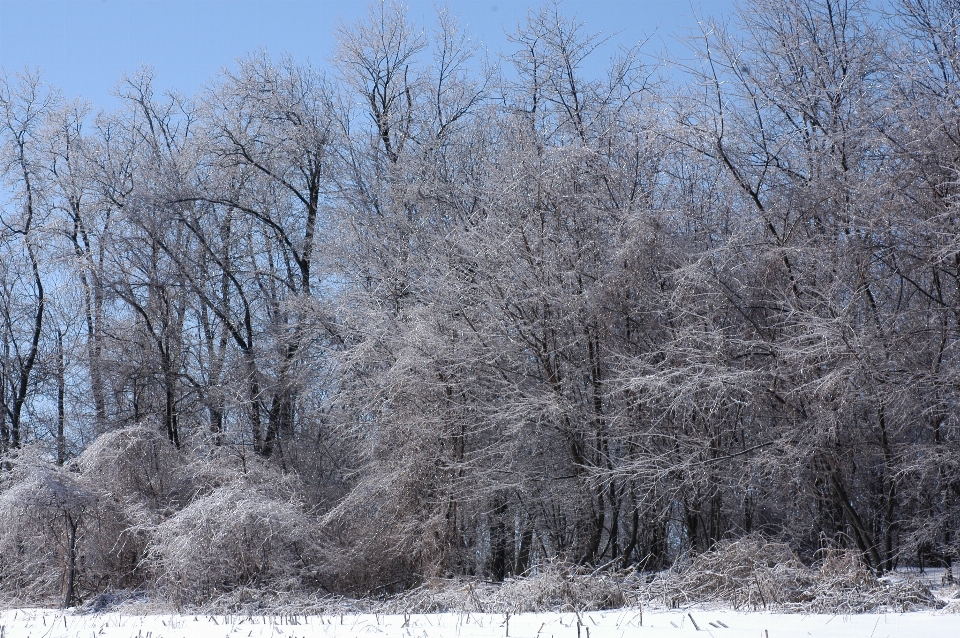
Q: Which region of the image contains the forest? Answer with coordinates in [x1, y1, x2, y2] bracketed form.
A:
[0, 0, 959, 611]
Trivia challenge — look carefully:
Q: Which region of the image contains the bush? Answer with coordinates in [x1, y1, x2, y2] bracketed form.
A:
[149, 483, 320, 605]
[77, 425, 184, 514]
[641, 535, 943, 613]
[349, 562, 628, 614]
[0, 453, 129, 607]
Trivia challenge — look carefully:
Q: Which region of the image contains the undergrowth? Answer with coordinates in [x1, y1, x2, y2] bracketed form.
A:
[74, 536, 953, 616]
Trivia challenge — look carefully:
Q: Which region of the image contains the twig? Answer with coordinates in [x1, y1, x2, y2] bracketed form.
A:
[754, 573, 767, 610]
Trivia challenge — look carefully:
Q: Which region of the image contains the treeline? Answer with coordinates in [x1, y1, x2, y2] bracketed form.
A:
[1, 0, 959, 607]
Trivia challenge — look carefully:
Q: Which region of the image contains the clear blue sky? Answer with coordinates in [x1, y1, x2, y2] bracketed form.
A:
[0, 0, 737, 108]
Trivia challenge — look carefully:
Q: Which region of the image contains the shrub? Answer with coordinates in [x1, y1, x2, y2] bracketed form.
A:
[0, 456, 114, 607]
[641, 534, 943, 613]
[149, 484, 320, 604]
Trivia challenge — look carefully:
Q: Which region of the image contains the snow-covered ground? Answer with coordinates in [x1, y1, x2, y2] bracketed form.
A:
[1, 608, 958, 638]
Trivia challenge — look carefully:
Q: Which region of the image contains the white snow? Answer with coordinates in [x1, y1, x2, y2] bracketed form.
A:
[1, 607, 958, 638]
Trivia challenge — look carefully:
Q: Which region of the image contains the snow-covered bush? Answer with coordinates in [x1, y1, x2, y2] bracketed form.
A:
[77, 425, 184, 513]
[381, 562, 628, 614]
[0, 452, 129, 607]
[642, 535, 943, 613]
[149, 483, 320, 604]
[490, 562, 628, 613]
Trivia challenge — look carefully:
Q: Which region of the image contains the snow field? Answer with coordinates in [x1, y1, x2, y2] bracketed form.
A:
[1, 608, 958, 638]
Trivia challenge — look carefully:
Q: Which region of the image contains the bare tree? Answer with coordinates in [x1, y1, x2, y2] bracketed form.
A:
[0, 71, 59, 452]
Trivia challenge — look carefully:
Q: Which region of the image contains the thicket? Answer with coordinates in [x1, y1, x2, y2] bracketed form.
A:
[1, 0, 959, 611]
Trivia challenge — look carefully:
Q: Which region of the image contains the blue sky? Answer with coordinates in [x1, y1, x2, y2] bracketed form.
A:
[0, 0, 737, 108]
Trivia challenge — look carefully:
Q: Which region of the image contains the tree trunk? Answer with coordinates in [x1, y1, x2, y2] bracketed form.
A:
[57, 329, 67, 466]
[63, 513, 79, 608]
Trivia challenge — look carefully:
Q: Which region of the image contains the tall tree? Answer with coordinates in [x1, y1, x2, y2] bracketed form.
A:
[0, 71, 58, 451]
